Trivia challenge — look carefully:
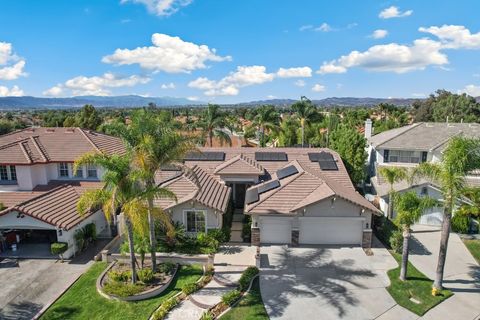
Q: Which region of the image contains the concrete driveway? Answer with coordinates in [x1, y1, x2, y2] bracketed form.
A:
[410, 226, 480, 320]
[260, 244, 417, 320]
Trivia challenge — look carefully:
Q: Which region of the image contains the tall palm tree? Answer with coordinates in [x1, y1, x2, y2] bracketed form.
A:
[415, 137, 480, 290]
[112, 109, 194, 272]
[291, 96, 319, 146]
[394, 191, 438, 281]
[378, 166, 408, 219]
[74, 152, 144, 284]
[252, 105, 280, 147]
[199, 104, 231, 147]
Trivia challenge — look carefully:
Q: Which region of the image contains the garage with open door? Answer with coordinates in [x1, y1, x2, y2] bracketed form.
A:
[260, 217, 292, 244]
[299, 217, 363, 245]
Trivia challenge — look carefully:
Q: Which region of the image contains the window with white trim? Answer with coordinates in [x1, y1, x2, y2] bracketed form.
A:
[0, 165, 9, 180]
[58, 163, 69, 177]
[388, 150, 420, 164]
[74, 165, 83, 178]
[87, 165, 97, 178]
[9, 166, 16, 181]
[185, 210, 206, 233]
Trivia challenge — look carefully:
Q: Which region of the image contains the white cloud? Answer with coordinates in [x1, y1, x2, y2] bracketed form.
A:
[102, 33, 231, 73]
[276, 67, 312, 78]
[459, 84, 480, 97]
[312, 84, 326, 92]
[120, 0, 192, 16]
[0, 42, 27, 80]
[187, 96, 199, 101]
[419, 25, 480, 49]
[315, 23, 332, 32]
[371, 29, 388, 39]
[299, 25, 313, 32]
[189, 65, 275, 96]
[266, 95, 277, 99]
[0, 85, 24, 97]
[294, 79, 306, 87]
[44, 72, 151, 96]
[43, 85, 64, 97]
[379, 6, 412, 19]
[318, 39, 447, 74]
[161, 82, 175, 89]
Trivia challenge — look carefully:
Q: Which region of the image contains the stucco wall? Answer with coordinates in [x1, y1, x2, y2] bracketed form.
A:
[0, 210, 56, 230]
[167, 201, 223, 231]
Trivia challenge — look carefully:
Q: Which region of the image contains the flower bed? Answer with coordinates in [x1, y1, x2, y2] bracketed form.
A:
[97, 260, 178, 301]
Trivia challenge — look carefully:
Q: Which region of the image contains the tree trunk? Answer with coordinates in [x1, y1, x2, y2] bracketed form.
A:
[301, 120, 305, 147]
[125, 216, 137, 284]
[147, 195, 157, 272]
[388, 191, 394, 219]
[400, 227, 410, 281]
[209, 130, 213, 147]
[433, 206, 452, 290]
[261, 126, 265, 147]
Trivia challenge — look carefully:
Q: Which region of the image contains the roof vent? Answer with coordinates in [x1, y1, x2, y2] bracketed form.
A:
[65, 128, 75, 133]
[46, 128, 55, 133]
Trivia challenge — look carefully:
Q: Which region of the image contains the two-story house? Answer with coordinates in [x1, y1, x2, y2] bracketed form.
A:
[365, 120, 480, 225]
[0, 127, 125, 258]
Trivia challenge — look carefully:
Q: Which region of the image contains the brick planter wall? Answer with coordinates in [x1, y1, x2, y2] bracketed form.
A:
[251, 227, 260, 246]
[362, 230, 372, 248]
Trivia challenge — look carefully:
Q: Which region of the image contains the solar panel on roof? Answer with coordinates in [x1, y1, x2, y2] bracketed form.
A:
[257, 179, 280, 194]
[276, 165, 299, 180]
[245, 188, 259, 204]
[308, 152, 334, 162]
[319, 160, 338, 170]
[184, 152, 225, 161]
[255, 152, 287, 161]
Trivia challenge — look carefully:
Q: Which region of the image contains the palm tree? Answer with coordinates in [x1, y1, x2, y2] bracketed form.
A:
[199, 104, 231, 147]
[252, 105, 280, 147]
[74, 152, 144, 284]
[394, 191, 438, 281]
[378, 166, 408, 219]
[291, 96, 319, 146]
[415, 137, 480, 290]
[113, 109, 193, 272]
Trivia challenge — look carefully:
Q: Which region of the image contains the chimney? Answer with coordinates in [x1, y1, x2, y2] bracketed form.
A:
[364, 119, 373, 139]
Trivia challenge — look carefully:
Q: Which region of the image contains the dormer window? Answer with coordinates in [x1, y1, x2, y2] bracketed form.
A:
[0, 165, 17, 182]
[58, 163, 69, 177]
[87, 165, 97, 178]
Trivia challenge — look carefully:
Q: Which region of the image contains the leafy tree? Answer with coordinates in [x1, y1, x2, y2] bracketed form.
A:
[377, 167, 408, 219]
[394, 191, 438, 281]
[75, 104, 101, 130]
[252, 105, 280, 147]
[415, 137, 480, 290]
[199, 104, 231, 147]
[328, 125, 368, 185]
[457, 187, 480, 219]
[412, 90, 480, 122]
[242, 124, 256, 146]
[291, 96, 320, 146]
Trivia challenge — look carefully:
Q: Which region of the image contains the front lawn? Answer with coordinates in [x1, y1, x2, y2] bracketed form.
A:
[387, 253, 453, 316]
[463, 239, 480, 264]
[220, 277, 269, 320]
[41, 262, 203, 320]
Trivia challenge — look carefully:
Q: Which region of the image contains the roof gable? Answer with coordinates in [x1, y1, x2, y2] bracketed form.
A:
[213, 154, 264, 175]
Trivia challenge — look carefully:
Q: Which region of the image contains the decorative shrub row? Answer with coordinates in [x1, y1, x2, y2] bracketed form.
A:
[238, 266, 259, 292]
[221, 289, 241, 306]
[103, 281, 146, 297]
[152, 297, 179, 320]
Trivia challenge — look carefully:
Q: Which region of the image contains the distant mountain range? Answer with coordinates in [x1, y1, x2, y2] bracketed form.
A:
[0, 95, 203, 109]
[0, 95, 478, 109]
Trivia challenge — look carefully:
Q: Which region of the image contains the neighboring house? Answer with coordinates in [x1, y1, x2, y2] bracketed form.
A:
[0, 127, 124, 258]
[365, 121, 480, 225]
[156, 147, 379, 248]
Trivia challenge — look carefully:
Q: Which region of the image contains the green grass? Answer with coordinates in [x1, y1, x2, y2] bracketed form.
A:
[41, 262, 203, 320]
[463, 239, 480, 264]
[386, 253, 453, 316]
[220, 277, 269, 320]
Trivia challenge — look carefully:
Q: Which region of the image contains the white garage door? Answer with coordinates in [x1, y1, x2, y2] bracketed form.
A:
[299, 217, 362, 245]
[418, 207, 443, 226]
[260, 217, 292, 244]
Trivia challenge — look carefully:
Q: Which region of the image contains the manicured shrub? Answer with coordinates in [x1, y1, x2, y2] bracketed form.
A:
[51, 242, 68, 261]
[137, 268, 154, 283]
[373, 215, 399, 248]
[390, 230, 403, 254]
[238, 266, 259, 291]
[182, 282, 198, 295]
[451, 214, 469, 234]
[208, 229, 229, 243]
[157, 262, 176, 275]
[103, 281, 145, 297]
[222, 289, 241, 306]
[107, 269, 131, 282]
[151, 297, 179, 320]
[200, 311, 214, 320]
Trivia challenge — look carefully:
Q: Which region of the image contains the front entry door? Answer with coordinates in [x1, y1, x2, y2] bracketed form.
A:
[234, 183, 247, 208]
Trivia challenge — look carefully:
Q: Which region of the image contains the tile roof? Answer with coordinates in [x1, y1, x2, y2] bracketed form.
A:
[0, 127, 125, 165]
[213, 154, 264, 175]
[0, 180, 103, 230]
[155, 165, 231, 213]
[368, 122, 480, 151]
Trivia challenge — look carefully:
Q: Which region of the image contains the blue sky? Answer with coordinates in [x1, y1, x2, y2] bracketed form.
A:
[1, 0, 480, 103]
